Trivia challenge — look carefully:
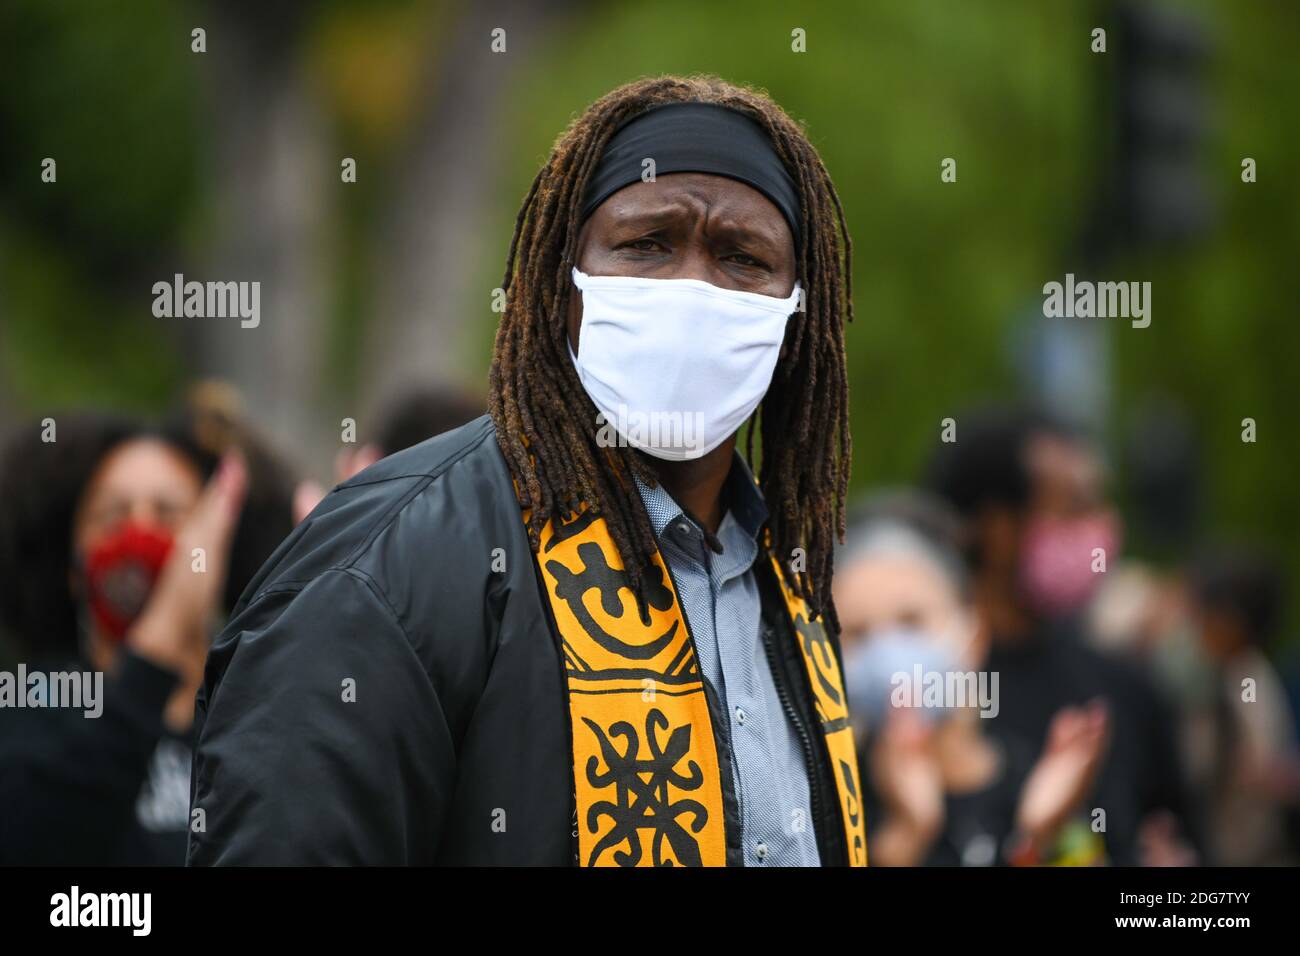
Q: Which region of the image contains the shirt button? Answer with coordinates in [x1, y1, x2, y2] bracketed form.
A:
[755, 843, 769, 861]
[675, 521, 692, 536]
[735, 707, 747, 726]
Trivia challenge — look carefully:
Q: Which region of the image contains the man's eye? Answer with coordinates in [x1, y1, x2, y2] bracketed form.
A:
[725, 252, 766, 268]
[623, 238, 663, 252]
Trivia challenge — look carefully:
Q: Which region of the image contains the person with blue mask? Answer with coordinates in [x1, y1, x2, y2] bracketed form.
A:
[833, 491, 1110, 866]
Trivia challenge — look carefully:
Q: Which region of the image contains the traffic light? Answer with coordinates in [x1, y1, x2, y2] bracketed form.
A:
[1087, 0, 1215, 256]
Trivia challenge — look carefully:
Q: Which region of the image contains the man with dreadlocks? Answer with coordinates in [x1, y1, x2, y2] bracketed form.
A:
[189, 75, 866, 867]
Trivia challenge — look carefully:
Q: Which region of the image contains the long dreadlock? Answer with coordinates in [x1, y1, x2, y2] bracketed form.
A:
[489, 74, 853, 625]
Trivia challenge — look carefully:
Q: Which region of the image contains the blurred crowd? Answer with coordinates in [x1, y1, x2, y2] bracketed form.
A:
[838, 409, 1300, 866]
[0, 388, 1296, 866]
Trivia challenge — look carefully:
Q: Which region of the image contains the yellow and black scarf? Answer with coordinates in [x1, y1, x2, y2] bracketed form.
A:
[528, 502, 868, 867]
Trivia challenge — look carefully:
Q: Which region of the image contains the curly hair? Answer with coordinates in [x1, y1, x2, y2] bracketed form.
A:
[488, 74, 853, 623]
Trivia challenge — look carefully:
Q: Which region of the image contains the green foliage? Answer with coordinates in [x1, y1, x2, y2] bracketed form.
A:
[1, 0, 1295, 612]
[481, 0, 1096, 485]
[478, 0, 1298, 603]
[0, 0, 201, 273]
[0, 229, 179, 411]
[0, 0, 201, 414]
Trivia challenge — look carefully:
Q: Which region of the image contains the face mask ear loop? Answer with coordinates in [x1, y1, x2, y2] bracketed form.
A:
[569, 268, 587, 361]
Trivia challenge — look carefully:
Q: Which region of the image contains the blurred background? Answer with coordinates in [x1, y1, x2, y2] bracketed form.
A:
[0, 0, 1296, 866]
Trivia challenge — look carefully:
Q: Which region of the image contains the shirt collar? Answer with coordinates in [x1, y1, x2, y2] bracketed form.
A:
[723, 453, 768, 541]
[634, 451, 769, 544]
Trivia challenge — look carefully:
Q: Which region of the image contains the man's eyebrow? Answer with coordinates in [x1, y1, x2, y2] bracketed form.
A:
[604, 205, 786, 251]
[706, 218, 786, 252]
[603, 204, 687, 230]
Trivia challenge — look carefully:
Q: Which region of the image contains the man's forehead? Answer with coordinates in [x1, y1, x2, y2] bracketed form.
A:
[592, 173, 792, 240]
[600, 172, 780, 211]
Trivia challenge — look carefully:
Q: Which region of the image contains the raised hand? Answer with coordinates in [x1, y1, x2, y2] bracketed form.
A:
[127, 452, 248, 682]
[1015, 699, 1110, 847]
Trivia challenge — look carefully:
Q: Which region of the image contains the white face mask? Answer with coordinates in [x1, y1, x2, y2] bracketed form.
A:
[568, 266, 801, 461]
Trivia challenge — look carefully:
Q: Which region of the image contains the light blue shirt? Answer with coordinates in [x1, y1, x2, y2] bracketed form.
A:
[635, 460, 821, 866]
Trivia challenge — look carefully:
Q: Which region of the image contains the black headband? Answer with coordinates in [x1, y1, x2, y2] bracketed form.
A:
[578, 101, 802, 246]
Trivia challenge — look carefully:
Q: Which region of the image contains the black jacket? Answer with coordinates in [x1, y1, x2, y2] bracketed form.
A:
[188, 415, 850, 865]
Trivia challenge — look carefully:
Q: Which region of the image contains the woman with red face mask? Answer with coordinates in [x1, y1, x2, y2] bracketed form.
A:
[0, 403, 290, 865]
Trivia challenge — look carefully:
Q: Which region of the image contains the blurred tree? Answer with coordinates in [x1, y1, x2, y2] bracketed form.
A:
[0, 0, 201, 428]
[357, 0, 568, 411]
[0, 0, 1295, 613]
[187, 0, 334, 466]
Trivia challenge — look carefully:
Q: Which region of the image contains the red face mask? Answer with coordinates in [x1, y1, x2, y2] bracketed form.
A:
[1018, 512, 1120, 617]
[82, 522, 175, 642]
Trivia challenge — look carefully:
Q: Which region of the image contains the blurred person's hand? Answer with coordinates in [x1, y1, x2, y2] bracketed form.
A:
[1015, 699, 1109, 849]
[869, 709, 945, 864]
[336, 444, 383, 483]
[127, 452, 247, 703]
[290, 445, 384, 523]
[292, 478, 326, 524]
[1138, 810, 1198, 866]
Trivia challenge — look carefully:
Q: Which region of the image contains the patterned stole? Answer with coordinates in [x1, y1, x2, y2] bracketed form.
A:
[529, 503, 868, 867]
[766, 551, 869, 867]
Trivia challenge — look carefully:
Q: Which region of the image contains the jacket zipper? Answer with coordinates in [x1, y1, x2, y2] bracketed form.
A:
[761, 617, 830, 862]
